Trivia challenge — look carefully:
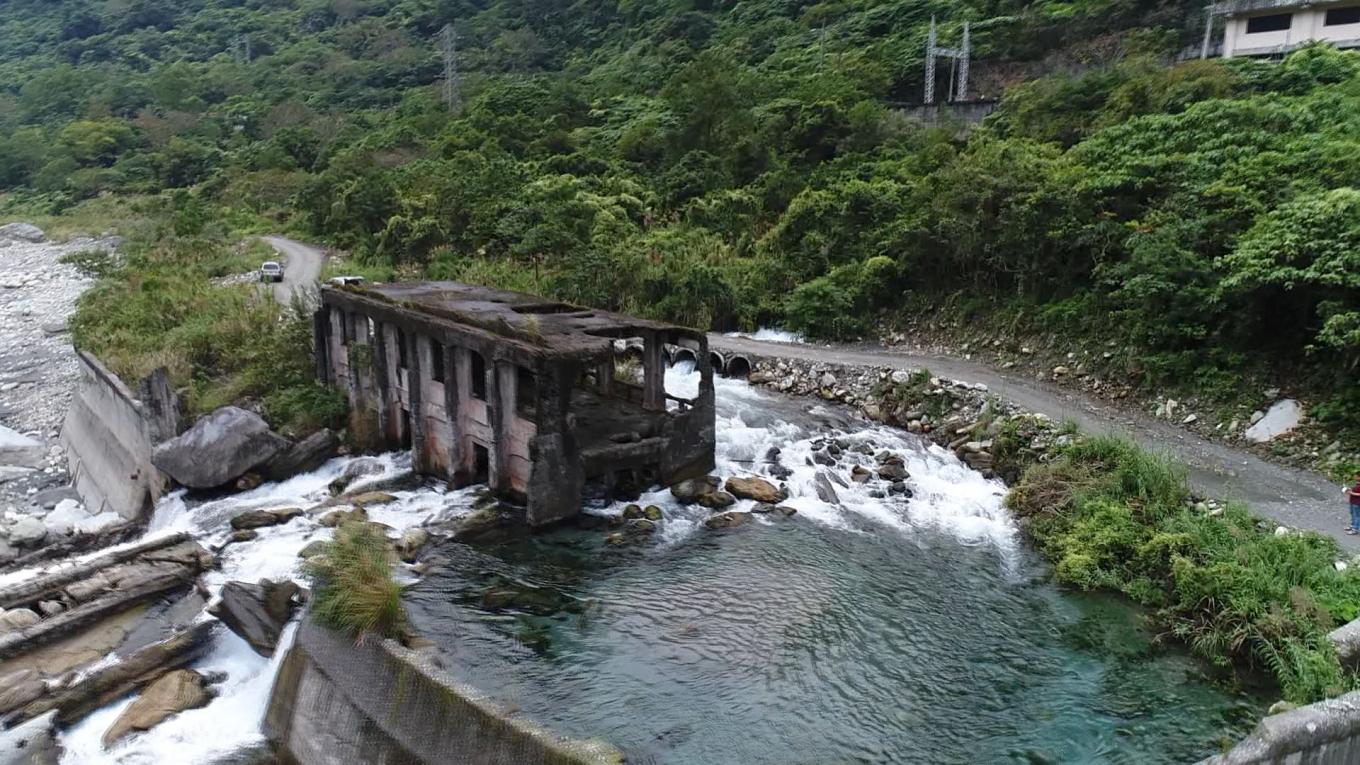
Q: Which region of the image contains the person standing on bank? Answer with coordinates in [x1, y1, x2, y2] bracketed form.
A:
[1347, 473, 1360, 535]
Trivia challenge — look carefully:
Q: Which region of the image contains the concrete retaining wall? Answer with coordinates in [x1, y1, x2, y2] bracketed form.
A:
[61, 352, 168, 521]
[1199, 691, 1360, 764]
[265, 618, 625, 765]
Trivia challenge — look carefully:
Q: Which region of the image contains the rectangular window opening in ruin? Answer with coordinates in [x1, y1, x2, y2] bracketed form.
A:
[400, 409, 413, 450]
[1246, 13, 1291, 33]
[471, 351, 487, 400]
[1326, 6, 1360, 25]
[396, 327, 409, 370]
[431, 341, 446, 383]
[516, 366, 537, 418]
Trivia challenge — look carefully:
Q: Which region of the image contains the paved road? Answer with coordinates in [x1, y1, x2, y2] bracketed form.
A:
[711, 334, 1357, 551]
[262, 236, 324, 305]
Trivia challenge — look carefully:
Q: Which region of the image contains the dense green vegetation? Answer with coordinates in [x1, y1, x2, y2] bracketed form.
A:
[0, 0, 1355, 438]
[62, 198, 346, 434]
[1008, 435, 1360, 704]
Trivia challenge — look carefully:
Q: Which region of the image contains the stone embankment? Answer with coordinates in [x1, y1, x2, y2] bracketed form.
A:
[0, 225, 123, 565]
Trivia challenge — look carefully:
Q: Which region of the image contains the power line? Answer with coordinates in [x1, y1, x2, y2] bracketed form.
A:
[440, 23, 462, 115]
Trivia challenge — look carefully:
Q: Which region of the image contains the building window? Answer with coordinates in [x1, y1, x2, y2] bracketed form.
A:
[395, 327, 409, 370]
[470, 351, 487, 400]
[516, 367, 537, 417]
[1326, 6, 1360, 25]
[1246, 13, 1292, 33]
[431, 341, 446, 383]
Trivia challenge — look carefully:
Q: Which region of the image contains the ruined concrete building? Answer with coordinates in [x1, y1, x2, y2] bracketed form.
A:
[314, 282, 716, 525]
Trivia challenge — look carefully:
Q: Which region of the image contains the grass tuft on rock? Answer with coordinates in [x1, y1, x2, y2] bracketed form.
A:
[1009, 435, 1360, 704]
[303, 522, 406, 640]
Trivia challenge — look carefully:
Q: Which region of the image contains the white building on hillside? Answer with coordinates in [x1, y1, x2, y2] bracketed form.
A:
[1205, 0, 1360, 57]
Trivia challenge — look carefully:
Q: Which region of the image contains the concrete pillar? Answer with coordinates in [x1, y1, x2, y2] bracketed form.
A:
[408, 331, 426, 470]
[642, 332, 665, 411]
[493, 361, 516, 491]
[441, 341, 460, 483]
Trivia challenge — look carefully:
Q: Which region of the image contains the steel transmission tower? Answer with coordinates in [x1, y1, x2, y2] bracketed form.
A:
[440, 24, 463, 115]
[923, 17, 971, 104]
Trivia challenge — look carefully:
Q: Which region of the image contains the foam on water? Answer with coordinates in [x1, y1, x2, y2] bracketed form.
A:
[644, 363, 1013, 561]
[55, 362, 1014, 762]
[722, 327, 806, 344]
[57, 453, 475, 764]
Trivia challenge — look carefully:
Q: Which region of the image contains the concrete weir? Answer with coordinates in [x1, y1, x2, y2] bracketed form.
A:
[266, 618, 625, 765]
[315, 282, 717, 526]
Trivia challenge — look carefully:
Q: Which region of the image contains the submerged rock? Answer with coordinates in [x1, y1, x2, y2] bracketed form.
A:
[327, 457, 386, 495]
[151, 407, 289, 489]
[704, 511, 753, 530]
[395, 528, 430, 563]
[208, 580, 300, 657]
[230, 507, 302, 530]
[102, 669, 213, 748]
[724, 477, 782, 503]
[319, 506, 367, 528]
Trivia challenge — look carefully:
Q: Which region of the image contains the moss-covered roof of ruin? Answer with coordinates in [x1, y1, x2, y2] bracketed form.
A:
[322, 281, 703, 358]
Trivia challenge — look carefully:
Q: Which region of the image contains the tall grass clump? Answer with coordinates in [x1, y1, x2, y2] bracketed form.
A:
[303, 522, 406, 640]
[1009, 435, 1360, 703]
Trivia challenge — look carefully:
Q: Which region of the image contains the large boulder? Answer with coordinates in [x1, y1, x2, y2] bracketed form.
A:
[724, 477, 783, 504]
[1245, 399, 1304, 443]
[265, 429, 340, 481]
[669, 476, 720, 505]
[7, 518, 47, 548]
[207, 580, 300, 657]
[101, 669, 213, 748]
[0, 426, 43, 469]
[0, 711, 59, 765]
[152, 407, 289, 489]
[0, 223, 45, 243]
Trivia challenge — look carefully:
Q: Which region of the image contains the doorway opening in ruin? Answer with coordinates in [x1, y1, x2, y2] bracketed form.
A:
[400, 409, 412, 450]
[473, 443, 490, 484]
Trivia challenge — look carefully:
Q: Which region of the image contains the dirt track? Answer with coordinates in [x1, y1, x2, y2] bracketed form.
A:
[711, 334, 1358, 552]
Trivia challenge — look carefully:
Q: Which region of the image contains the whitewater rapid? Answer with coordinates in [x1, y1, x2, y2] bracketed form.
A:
[53, 364, 1014, 763]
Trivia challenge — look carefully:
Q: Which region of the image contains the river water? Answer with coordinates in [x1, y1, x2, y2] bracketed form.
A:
[43, 366, 1260, 763]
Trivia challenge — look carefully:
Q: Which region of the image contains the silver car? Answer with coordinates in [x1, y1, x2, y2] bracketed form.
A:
[260, 261, 283, 282]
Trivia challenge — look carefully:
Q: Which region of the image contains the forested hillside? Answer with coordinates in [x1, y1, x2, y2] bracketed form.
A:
[0, 0, 1356, 449]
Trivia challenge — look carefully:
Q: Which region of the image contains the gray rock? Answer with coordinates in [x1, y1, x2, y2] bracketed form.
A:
[208, 580, 300, 657]
[297, 540, 328, 559]
[0, 669, 44, 715]
[327, 457, 386, 496]
[0, 609, 40, 634]
[102, 669, 213, 747]
[814, 471, 840, 504]
[396, 528, 430, 563]
[265, 429, 340, 481]
[42, 499, 88, 536]
[0, 426, 43, 469]
[151, 407, 289, 489]
[0, 223, 45, 243]
[8, 517, 47, 547]
[1244, 399, 1303, 443]
[0, 710, 59, 765]
[669, 476, 720, 505]
[28, 486, 78, 510]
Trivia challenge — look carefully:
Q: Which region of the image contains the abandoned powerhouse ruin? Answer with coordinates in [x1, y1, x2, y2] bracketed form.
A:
[314, 282, 718, 525]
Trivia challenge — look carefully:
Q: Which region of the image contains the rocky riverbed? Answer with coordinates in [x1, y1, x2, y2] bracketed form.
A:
[0, 224, 122, 560]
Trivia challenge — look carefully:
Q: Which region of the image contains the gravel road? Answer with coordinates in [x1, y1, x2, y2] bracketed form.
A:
[711, 334, 1358, 551]
[261, 235, 324, 305]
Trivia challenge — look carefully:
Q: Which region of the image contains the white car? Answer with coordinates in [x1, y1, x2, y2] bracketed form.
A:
[328, 275, 365, 286]
[260, 261, 283, 282]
